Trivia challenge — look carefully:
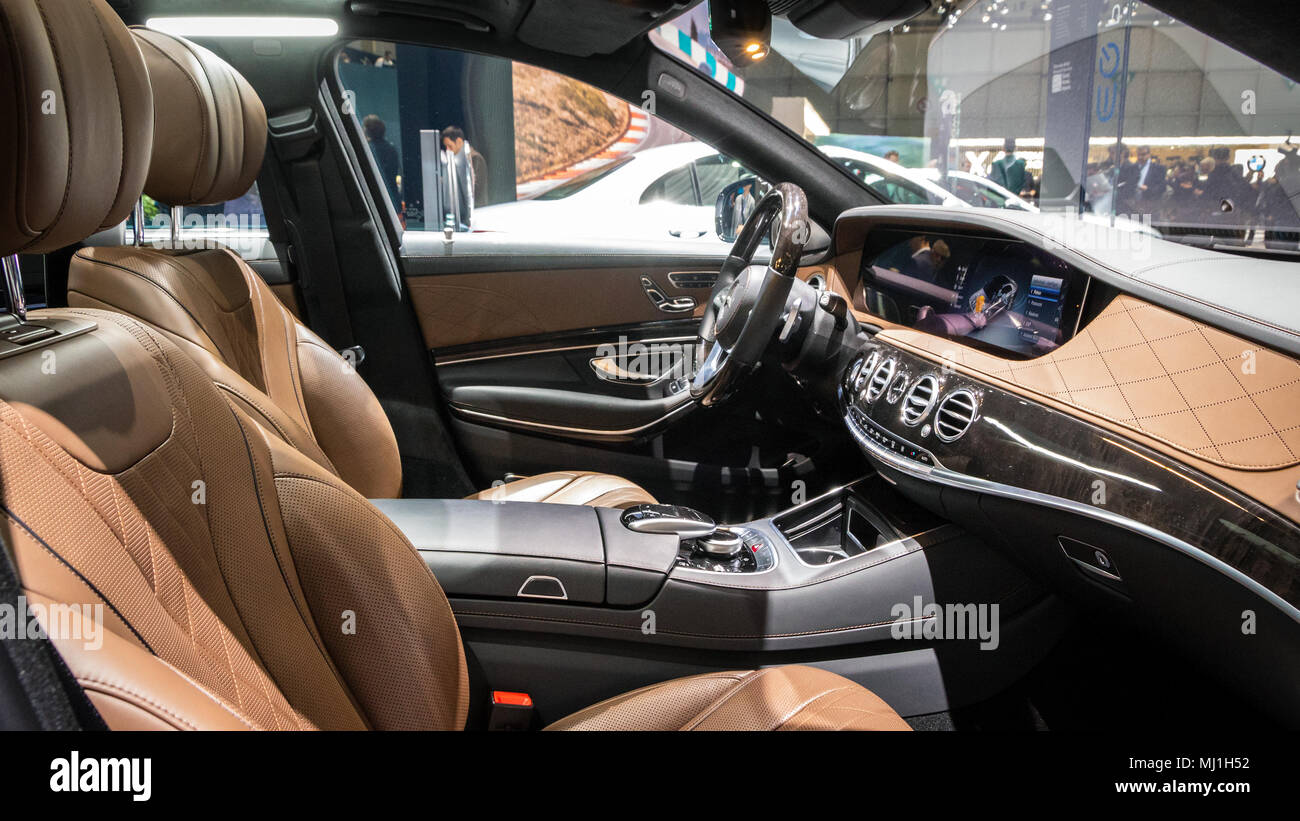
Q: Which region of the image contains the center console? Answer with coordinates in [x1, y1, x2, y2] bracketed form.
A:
[370, 475, 1060, 722]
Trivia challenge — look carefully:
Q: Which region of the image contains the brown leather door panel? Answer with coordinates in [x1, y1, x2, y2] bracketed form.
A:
[406, 265, 707, 351]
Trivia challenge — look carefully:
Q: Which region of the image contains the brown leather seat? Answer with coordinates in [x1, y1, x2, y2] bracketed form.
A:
[0, 0, 908, 731]
[65, 26, 655, 508]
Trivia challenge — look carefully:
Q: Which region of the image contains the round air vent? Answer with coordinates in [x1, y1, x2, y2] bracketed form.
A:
[845, 358, 864, 391]
[901, 374, 940, 426]
[854, 350, 880, 391]
[863, 357, 895, 403]
[934, 389, 979, 442]
[885, 373, 909, 404]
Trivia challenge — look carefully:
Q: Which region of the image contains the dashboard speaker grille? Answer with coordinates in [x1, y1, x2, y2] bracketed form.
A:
[901, 375, 939, 426]
[864, 358, 894, 403]
[934, 390, 978, 441]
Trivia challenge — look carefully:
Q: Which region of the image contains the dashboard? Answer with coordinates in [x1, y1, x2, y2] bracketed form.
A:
[819, 206, 1300, 721]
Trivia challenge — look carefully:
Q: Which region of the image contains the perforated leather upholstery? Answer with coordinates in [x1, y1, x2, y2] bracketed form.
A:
[0, 0, 906, 732]
[67, 26, 655, 507]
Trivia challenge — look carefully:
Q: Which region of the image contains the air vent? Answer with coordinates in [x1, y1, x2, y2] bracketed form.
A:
[854, 350, 880, 391]
[885, 373, 909, 404]
[864, 358, 895, 403]
[844, 358, 863, 391]
[934, 390, 978, 442]
[901, 375, 940, 426]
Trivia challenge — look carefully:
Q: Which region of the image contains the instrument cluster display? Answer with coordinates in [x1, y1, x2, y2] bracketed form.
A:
[860, 228, 1083, 359]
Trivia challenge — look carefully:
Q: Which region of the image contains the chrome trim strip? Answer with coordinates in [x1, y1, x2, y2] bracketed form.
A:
[516, 575, 568, 600]
[766, 477, 870, 523]
[438, 336, 697, 366]
[843, 409, 1300, 624]
[451, 398, 693, 437]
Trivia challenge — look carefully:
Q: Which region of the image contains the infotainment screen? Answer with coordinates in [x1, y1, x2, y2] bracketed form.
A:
[859, 228, 1082, 358]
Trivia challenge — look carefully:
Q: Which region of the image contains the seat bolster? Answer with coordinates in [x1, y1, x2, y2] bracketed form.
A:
[31, 592, 265, 731]
[546, 666, 911, 731]
[293, 325, 403, 499]
[466, 470, 656, 508]
[262, 429, 468, 730]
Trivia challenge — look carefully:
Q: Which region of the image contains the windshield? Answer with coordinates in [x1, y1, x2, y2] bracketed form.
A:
[654, 1, 1300, 252]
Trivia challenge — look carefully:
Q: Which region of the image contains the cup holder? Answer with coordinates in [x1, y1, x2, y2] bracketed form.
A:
[773, 488, 893, 566]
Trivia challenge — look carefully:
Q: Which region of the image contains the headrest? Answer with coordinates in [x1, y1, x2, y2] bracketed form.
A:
[0, 0, 153, 256]
[131, 28, 267, 207]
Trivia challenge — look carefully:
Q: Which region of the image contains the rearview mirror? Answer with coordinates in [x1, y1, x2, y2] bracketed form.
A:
[715, 177, 772, 243]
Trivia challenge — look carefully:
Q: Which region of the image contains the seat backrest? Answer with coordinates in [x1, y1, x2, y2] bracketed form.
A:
[0, 0, 467, 730]
[67, 27, 402, 499]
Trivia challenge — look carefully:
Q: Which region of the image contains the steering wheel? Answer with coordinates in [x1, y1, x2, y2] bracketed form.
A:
[691, 182, 810, 406]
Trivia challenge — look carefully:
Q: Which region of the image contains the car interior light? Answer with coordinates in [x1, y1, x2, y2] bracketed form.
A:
[708, 0, 771, 65]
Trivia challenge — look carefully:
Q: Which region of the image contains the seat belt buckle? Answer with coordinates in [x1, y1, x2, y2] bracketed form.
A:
[488, 691, 534, 731]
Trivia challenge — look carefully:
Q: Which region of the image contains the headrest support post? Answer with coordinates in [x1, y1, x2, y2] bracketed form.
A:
[170, 206, 185, 248]
[2, 254, 26, 321]
[133, 199, 146, 247]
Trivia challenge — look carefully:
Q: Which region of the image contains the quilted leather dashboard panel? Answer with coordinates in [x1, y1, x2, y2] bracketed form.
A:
[877, 295, 1300, 471]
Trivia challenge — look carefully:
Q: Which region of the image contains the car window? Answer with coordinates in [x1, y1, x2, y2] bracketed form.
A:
[653, 1, 1300, 249]
[943, 176, 1008, 208]
[835, 159, 935, 205]
[640, 164, 697, 205]
[125, 183, 269, 258]
[338, 41, 766, 247]
[536, 157, 634, 201]
[692, 154, 757, 206]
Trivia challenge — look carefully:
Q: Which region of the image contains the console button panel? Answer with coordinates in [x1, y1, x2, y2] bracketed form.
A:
[675, 528, 775, 573]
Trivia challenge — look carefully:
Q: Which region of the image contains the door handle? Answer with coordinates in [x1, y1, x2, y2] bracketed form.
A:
[640, 276, 697, 314]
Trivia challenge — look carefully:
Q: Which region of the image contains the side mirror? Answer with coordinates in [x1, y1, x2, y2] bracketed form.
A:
[715, 177, 771, 243]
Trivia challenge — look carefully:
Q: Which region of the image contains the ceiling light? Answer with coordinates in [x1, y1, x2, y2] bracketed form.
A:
[145, 16, 340, 37]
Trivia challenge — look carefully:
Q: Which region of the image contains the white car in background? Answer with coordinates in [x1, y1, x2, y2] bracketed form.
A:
[914, 168, 1036, 210]
[472, 142, 1151, 243]
[471, 141, 960, 243]
[914, 167, 1161, 236]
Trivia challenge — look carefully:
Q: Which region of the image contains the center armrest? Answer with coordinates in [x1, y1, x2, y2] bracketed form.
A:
[369, 498, 678, 606]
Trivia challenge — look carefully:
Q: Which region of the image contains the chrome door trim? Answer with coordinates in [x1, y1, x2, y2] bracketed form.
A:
[437, 336, 696, 366]
[451, 396, 694, 437]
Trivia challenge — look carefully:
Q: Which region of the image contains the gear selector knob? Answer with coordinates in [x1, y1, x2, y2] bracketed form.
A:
[696, 530, 744, 557]
[620, 504, 716, 538]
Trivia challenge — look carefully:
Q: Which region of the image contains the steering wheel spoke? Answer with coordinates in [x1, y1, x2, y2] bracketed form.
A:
[690, 183, 810, 406]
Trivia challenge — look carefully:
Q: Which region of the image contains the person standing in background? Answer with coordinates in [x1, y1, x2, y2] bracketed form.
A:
[1120, 145, 1167, 217]
[442, 126, 488, 214]
[988, 138, 1026, 197]
[362, 115, 402, 212]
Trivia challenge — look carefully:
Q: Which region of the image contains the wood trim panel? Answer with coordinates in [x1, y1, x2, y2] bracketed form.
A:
[864, 295, 1300, 523]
